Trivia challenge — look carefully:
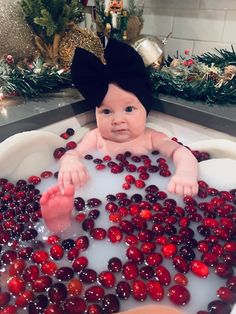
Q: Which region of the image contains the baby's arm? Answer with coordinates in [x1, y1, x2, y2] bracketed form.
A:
[58, 129, 98, 192]
[150, 130, 198, 196]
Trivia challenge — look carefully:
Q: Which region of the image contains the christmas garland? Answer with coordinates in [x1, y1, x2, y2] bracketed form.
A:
[0, 47, 235, 105]
[150, 46, 236, 105]
[0, 57, 71, 98]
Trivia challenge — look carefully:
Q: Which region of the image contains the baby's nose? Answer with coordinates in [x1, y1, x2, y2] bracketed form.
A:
[112, 112, 125, 124]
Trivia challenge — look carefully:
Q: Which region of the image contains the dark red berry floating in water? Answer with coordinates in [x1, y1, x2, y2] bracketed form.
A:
[168, 285, 191, 305]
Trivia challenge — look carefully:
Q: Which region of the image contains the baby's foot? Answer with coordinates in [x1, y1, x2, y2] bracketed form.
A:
[40, 184, 74, 232]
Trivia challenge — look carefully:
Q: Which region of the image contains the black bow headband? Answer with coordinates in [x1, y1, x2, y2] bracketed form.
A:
[71, 38, 153, 114]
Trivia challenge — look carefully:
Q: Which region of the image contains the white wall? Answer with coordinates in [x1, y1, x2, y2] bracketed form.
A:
[141, 0, 236, 57]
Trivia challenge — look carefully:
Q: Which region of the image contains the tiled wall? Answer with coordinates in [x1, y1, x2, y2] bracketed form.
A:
[141, 0, 236, 57]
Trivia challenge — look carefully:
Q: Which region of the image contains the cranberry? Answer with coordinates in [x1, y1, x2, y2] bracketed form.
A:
[227, 276, 236, 292]
[172, 255, 189, 273]
[140, 242, 156, 254]
[8, 276, 26, 295]
[108, 257, 122, 273]
[126, 246, 144, 264]
[139, 265, 154, 280]
[23, 265, 39, 282]
[0, 291, 11, 307]
[215, 263, 233, 278]
[48, 282, 68, 303]
[168, 285, 190, 305]
[85, 285, 105, 302]
[53, 147, 66, 159]
[147, 280, 164, 301]
[217, 286, 236, 303]
[20, 228, 38, 241]
[155, 265, 171, 286]
[102, 294, 120, 314]
[207, 300, 231, 314]
[190, 260, 209, 278]
[132, 280, 147, 301]
[74, 197, 86, 211]
[90, 228, 107, 240]
[179, 245, 196, 261]
[55, 267, 74, 281]
[98, 271, 116, 288]
[174, 273, 188, 286]
[82, 218, 95, 231]
[1, 250, 17, 264]
[79, 268, 97, 284]
[107, 226, 123, 243]
[15, 290, 34, 308]
[44, 304, 64, 314]
[63, 296, 86, 314]
[145, 253, 163, 267]
[67, 278, 83, 296]
[115, 281, 131, 300]
[119, 220, 134, 234]
[41, 260, 57, 276]
[201, 252, 218, 266]
[72, 256, 88, 272]
[75, 236, 89, 250]
[122, 261, 138, 280]
[161, 243, 177, 258]
[50, 244, 64, 260]
[88, 209, 100, 219]
[32, 276, 52, 292]
[87, 304, 103, 314]
[31, 250, 49, 264]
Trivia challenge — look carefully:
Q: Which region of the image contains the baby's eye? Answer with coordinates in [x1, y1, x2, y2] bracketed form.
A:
[125, 106, 134, 112]
[102, 109, 111, 114]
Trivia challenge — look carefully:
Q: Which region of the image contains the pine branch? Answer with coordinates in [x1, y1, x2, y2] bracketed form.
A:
[197, 45, 236, 68]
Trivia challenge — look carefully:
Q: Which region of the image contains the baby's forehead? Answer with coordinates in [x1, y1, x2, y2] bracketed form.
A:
[101, 83, 140, 107]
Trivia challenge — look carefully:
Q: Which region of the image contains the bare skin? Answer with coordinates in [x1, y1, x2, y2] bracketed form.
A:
[59, 84, 198, 196]
[41, 83, 198, 232]
[40, 184, 74, 232]
[120, 305, 185, 314]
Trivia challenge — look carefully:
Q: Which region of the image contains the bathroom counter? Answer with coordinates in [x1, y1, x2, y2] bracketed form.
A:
[0, 88, 235, 142]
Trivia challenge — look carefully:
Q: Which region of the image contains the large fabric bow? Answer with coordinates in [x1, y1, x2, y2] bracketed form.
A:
[71, 38, 153, 113]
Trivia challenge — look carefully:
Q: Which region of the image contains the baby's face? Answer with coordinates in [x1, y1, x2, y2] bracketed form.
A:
[95, 84, 147, 143]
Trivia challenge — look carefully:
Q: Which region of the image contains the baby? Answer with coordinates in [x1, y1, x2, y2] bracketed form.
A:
[40, 39, 198, 232]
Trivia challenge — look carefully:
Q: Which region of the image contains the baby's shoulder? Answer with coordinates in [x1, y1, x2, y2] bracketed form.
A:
[145, 127, 168, 140]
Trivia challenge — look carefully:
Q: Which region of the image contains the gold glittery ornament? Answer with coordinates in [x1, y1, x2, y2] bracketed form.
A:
[0, 0, 35, 61]
[59, 26, 105, 67]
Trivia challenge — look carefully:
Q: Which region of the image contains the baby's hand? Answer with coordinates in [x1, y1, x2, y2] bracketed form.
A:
[167, 173, 198, 196]
[58, 154, 89, 193]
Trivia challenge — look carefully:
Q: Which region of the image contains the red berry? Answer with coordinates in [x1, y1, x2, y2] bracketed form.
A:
[132, 280, 147, 301]
[147, 280, 164, 301]
[67, 278, 83, 296]
[66, 141, 77, 150]
[8, 276, 26, 295]
[168, 285, 190, 305]
[155, 265, 171, 286]
[161, 243, 177, 258]
[27, 175, 41, 185]
[50, 244, 64, 260]
[190, 260, 209, 278]
[174, 273, 188, 286]
[40, 171, 53, 178]
[124, 175, 135, 184]
[135, 179, 145, 188]
[95, 164, 106, 170]
[107, 226, 123, 243]
[98, 271, 116, 288]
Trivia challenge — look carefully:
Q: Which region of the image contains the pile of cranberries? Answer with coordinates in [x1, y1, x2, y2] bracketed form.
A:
[0, 128, 236, 314]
